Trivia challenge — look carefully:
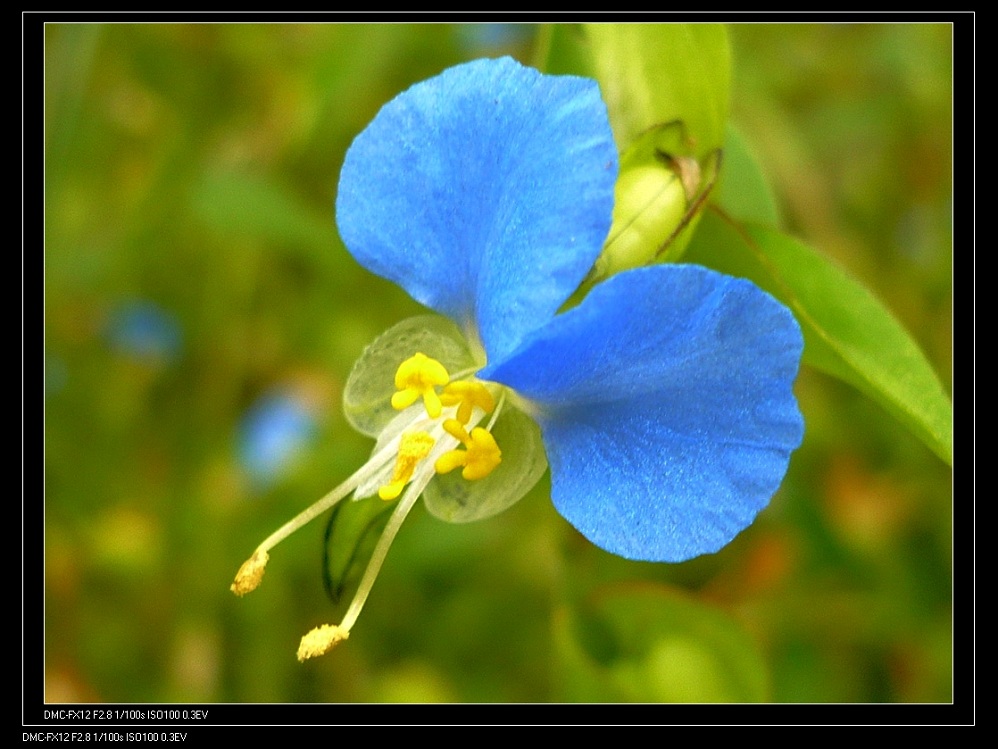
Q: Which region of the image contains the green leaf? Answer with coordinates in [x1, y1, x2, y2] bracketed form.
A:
[534, 23, 592, 78]
[582, 23, 731, 156]
[714, 125, 781, 227]
[554, 585, 770, 702]
[685, 212, 953, 464]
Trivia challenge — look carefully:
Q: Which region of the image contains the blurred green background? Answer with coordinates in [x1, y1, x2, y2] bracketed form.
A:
[44, 23, 953, 703]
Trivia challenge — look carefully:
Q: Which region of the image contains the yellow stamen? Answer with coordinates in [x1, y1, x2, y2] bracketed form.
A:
[297, 623, 349, 662]
[441, 418, 470, 442]
[390, 352, 449, 418]
[440, 381, 495, 425]
[379, 431, 435, 500]
[230, 549, 269, 596]
[435, 418, 502, 481]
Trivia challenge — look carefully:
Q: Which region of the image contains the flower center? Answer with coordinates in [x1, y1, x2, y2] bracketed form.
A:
[378, 352, 503, 500]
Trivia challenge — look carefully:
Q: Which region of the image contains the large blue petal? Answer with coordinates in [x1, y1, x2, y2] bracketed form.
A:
[336, 57, 618, 365]
[484, 265, 805, 562]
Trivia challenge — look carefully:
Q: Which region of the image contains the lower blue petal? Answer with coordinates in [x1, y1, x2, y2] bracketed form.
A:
[484, 265, 805, 562]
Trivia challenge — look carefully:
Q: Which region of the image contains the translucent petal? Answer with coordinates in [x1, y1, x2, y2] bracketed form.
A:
[423, 403, 548, 524]
[484, 265, 805, 562]
[336, 57, 619, 365]
[343, 315, 477, 437]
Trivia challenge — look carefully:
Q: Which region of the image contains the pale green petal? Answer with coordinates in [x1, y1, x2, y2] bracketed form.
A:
[423, 404, 548, 524]
[343, 315, 478, 437]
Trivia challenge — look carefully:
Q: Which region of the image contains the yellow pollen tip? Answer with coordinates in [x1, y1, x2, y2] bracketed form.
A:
[442, 418, 470, 443]
[440, 381, 495, 425]
[297, 623, 349, 662]
[434, 425, 502, 481]
[379, 431, 435, 500]
[390, 388, 420, 411]
[392, 353, 450, 417]
[230, 549, 269, 596]
[423, 389, 443, 420]
[434, 450, 467, 475]
[378, 480, 404, 501]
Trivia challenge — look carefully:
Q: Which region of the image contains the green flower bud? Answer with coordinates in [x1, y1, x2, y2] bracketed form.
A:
[595, 157, 692, 279]
[587, 121, 721, 286]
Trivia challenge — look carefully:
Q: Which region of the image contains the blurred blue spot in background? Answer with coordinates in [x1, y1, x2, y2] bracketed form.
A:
[46, 354, 68, 396]
[457, 23, 533, 53]
[104, 301, 182, 364]
[239, 387, 319, 489]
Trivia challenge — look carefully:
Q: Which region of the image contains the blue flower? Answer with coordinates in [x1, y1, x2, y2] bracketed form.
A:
[233, 57, 804, 659]
[336, 57, 804, 562]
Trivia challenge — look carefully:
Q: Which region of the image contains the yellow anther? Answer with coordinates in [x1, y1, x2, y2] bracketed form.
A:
[379, 430, 435, 500]
[440, 380, 495, 425]
[390, 352, 450, 418]
[230, 549, 269, 597]
[435, 418, 502, 481]
[442, 418, 471, 442]
[297, 623, 349, 662]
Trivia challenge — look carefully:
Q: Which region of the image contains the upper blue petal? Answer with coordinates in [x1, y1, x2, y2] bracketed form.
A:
[484, 265, 805, 562]
[336, 57, 618, 365]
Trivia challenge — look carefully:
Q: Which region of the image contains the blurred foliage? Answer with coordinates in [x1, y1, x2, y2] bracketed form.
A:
[44, 23, 953, 704]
